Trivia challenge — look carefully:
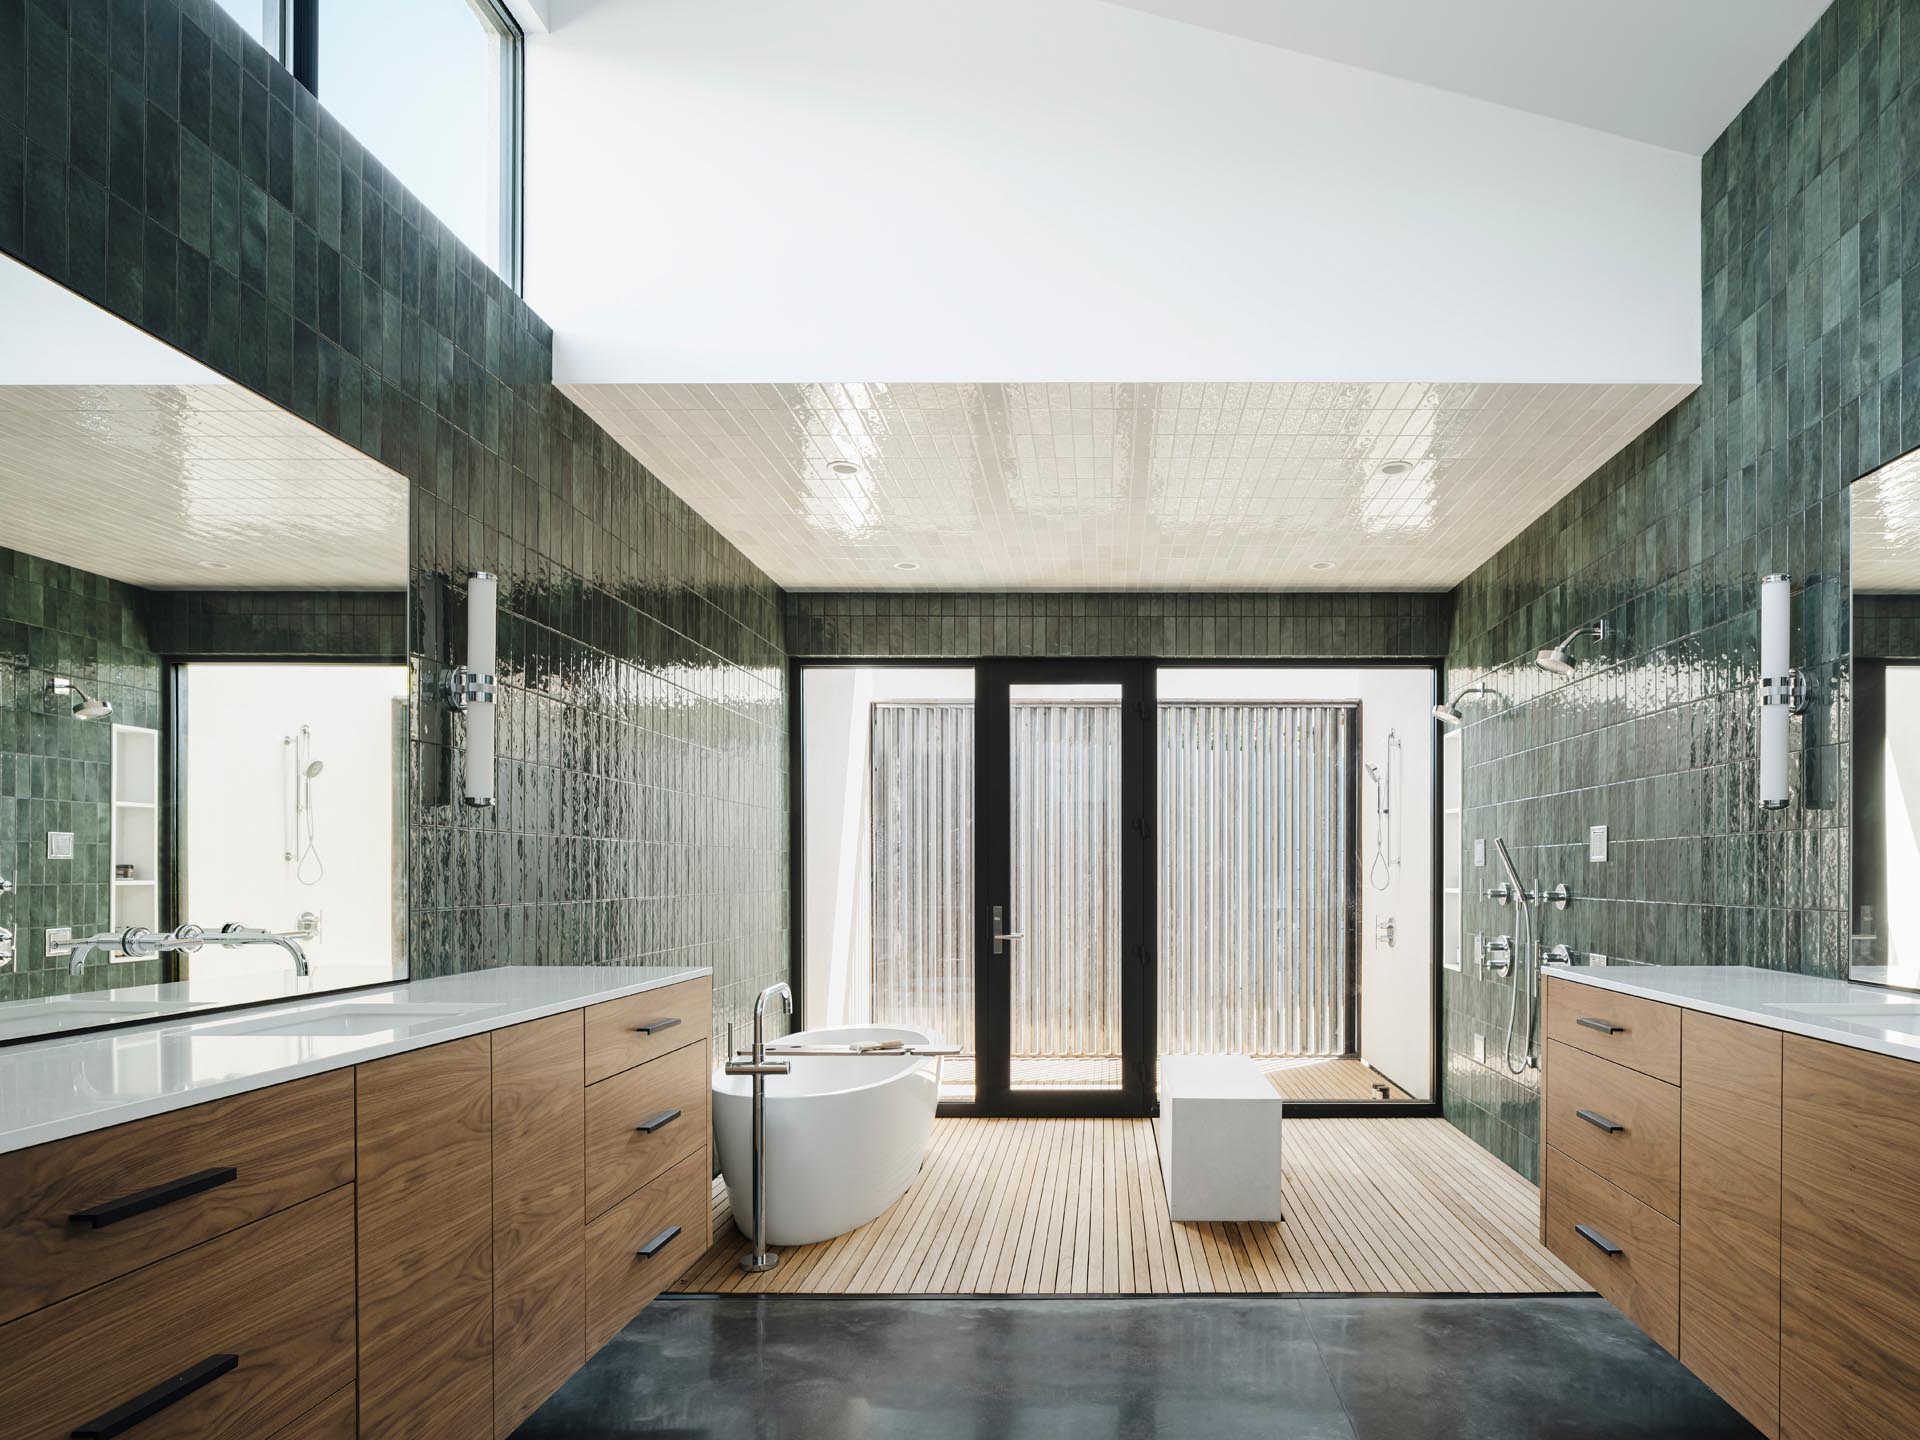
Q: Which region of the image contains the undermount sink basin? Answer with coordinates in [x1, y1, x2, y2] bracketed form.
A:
[206, 1000, 502, 1038]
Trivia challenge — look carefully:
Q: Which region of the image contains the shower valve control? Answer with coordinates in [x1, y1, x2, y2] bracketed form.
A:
[1374, 918, 1396, 948]
[1484, 935, 1515, 976]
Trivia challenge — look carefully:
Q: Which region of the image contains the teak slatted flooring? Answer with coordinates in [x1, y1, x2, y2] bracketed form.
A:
[1257, 1056, 1409, 1102]
[938, 1055, 1408, 1104]
[672, 1118, 1584, 1296]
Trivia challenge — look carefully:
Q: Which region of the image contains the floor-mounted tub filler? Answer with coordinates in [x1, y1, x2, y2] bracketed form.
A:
[713, 1024, 945, 1248]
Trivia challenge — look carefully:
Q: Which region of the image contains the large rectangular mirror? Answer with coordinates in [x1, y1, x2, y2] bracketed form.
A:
[0, 256, 410, 1041]
[1851, 449, 1920, 988]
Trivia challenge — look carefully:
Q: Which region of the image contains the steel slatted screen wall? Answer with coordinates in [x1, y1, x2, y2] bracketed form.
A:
[869, 701, 1355, 1060]
[1008, 701, 1125, 1060]
[1158, 703, 1355, 1057]
[870, 702, 976, 1050]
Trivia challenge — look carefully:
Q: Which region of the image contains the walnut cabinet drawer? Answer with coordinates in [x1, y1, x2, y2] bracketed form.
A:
[0, 1070, 354, 1325]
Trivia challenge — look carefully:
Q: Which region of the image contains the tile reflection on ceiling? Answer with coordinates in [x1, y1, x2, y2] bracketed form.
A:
[1852, 447, 1920, 592]
[564, 381, 1693, 590]
[0, 384, 408, 589]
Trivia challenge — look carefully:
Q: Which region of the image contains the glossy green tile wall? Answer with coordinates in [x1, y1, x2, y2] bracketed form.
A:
[0, 545, 165, 998]
[788, 591, 1451, 659]
[1441, 0, 1890, 1179]
[142, 589, 405, 658]
[0, 0, 789, 1032]
[1855, 593, 1920, 657]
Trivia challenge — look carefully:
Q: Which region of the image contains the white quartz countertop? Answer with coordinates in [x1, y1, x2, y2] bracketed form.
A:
[1545, 963, 1920, 1064]
[0, 965, 710, 1155]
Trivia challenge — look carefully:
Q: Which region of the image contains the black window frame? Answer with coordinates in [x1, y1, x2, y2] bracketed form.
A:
[275, 0, 527, 292]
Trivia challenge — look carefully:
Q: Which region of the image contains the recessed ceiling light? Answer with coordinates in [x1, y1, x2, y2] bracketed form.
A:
[1377, 460, 1414, 477]
[197, 559, 231, 570]
[1309, 560, 1336, 571]
[893, 561, 919, 571]
[828, 460, 862, 476]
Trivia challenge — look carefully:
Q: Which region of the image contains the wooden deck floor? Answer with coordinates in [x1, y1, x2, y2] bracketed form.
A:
[1257, 1056, 1410, 1102]
[672, 1118, 1582, 1296]
[938, 1055, 1410, 1104]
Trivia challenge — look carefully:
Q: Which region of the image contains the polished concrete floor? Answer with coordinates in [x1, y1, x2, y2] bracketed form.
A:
[514, 1296, 1759, 1439]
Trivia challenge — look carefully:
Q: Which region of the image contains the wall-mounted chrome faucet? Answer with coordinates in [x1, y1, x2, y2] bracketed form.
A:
[52, 921, 314, 978]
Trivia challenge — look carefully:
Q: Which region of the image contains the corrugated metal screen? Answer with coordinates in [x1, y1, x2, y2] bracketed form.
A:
[1158, 703, 1355, 1056]
[870, 703, 975, 1049]
[869, 700, 1355, 1060]
[1008, 701, 1125, 1060]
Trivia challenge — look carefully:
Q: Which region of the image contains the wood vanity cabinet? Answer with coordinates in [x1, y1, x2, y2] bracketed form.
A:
[1779, 1035, 1920, 1440]
[1541, 974, 1920, 1440]
[0, 976, 714, 1439]
[356, 1033, 497, 1439]
[492, 1011, 587, 1439]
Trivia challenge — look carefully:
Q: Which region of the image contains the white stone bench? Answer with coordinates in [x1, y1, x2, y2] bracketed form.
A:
[1157, 1055, 1284, 1221]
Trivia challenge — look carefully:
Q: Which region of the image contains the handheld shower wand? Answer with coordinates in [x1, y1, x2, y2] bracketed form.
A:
[1491, 838, 1537, 1075]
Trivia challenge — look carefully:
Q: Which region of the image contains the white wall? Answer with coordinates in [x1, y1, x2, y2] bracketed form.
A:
[1160, 667, 1434, 1099]
[182, 664, 409, 981]
[529, 0, 1699, 385]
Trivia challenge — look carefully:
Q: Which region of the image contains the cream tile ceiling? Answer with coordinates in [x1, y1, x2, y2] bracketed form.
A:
[1853, 449, 1920, 593]
[0, 383, 407, 590]
[564, 381, 1691, 591]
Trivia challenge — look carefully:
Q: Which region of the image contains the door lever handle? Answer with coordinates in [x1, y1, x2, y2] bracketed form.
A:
[991, 905, 1024, 954]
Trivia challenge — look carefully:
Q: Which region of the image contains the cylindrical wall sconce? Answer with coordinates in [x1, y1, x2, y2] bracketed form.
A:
[1758, 571, 1806, 809]
[446, 570, 498, 807]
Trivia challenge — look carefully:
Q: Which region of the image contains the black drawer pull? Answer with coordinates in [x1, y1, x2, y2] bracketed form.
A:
[1576, 1017, 1624, 1035]
[637, 1224, 682, 1259]
[635, 1108, 683, 1135]
[69, 1166, 238, 1229]
[1576, 1108, 1625, 1134]
[1575, 1223, 1623, 1257]
[71, 1352, 238, 1438]
[633, 1016, 682, 1036]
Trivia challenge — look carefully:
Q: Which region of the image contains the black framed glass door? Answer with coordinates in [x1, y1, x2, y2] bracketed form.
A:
[972, 660, 1155, 1116]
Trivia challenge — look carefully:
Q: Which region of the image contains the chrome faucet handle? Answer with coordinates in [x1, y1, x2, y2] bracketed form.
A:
[723, 1057, 792, 1076]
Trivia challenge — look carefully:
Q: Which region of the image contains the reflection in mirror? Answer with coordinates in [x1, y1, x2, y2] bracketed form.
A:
[1851, 449, 1920, 988]
[0, 256, 410, 1041]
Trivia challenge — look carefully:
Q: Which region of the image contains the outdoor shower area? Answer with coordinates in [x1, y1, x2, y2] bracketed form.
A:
[798, 665, 1437, 1111]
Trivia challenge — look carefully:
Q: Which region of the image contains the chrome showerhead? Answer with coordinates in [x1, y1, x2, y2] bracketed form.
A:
[48, 677, 112, 721]
[1432, 681, 1492, 726]
[1536, 620, 1609, 676]
[303, 759, 325, 779]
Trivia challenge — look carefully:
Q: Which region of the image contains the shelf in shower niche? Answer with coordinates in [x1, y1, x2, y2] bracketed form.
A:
[110, 723, 160, 936]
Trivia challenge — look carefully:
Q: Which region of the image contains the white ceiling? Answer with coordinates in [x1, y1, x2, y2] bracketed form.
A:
[567, 381, 1691, 591]
[1099, 1, 1827, 153]
[1854, 451, 1920, 593]
[0, 384, 408, 590]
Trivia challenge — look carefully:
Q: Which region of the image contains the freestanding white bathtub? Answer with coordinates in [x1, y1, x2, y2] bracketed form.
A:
[712, 1024, 942, 1246]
